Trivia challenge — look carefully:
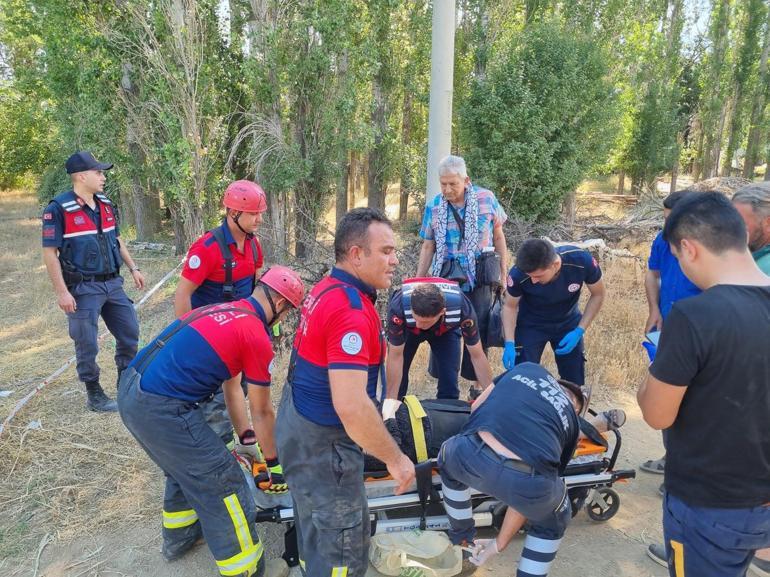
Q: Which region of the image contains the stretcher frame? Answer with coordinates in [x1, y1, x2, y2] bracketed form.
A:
[254, 429, 635, 567]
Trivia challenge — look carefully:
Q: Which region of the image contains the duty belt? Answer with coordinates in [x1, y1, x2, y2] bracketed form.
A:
[82, 272, 119, 282]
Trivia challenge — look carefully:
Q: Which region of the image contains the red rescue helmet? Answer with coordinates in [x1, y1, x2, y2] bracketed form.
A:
[259, 266, 305, 308]
[223, 180, 267, 213]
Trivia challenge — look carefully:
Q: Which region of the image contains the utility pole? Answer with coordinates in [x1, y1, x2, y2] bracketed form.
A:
[425, 0, 456, 204]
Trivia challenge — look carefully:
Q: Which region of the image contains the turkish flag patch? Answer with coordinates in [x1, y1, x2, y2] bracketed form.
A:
[392, 315, 403, 326]
[43, 212, 53, 221]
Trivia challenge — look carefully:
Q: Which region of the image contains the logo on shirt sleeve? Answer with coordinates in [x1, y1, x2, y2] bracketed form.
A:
[341, 332, 363, 355]
[42, 225, 55, 239]
[568, 283, 581, 293]
[43, 212, 53, 221]
[268, 359, 275, 375]
[392, 315, 403, 326]
[188, 255, 201, 269]
[507, 274, 513, 287]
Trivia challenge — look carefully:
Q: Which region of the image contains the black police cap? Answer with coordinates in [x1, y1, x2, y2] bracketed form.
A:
[65, 151, 114, 174]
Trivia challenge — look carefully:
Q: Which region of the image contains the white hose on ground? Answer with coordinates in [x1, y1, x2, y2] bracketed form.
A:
[0, 260, 183, 438]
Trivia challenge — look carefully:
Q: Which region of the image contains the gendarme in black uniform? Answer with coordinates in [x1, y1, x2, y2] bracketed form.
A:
[42, 152, 139, 412]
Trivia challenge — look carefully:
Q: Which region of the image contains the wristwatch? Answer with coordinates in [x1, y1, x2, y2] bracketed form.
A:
[129, 266, 141, 273]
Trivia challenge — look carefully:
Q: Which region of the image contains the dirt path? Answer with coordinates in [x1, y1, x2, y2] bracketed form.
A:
[34, 388, 669, 577]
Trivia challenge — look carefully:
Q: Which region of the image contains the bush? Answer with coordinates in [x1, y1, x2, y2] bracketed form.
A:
[459, 21, 619, 221]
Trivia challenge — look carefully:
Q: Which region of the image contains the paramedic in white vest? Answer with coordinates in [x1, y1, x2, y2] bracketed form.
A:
[416, 155, 508, 392]
[42, 151, 145, 412]
[385, 279, 493, 400]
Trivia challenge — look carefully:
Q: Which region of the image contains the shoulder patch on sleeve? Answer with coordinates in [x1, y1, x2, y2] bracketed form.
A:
[341, 332, 363, 354]
[342, 286, 362, 310]
[188, 255, 201, 269]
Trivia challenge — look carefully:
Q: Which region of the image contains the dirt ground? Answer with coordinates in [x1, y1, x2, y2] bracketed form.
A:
[0, 188, 669, 577]
[30, 389, 671, 577]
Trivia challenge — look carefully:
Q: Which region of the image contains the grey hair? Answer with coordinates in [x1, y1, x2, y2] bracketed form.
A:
[732, 182, 770, 219]
[438, 155, 468, 179]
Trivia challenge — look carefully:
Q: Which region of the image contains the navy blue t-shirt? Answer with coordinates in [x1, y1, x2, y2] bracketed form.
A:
[463, 362, 579, 475]
[506, 246, 602, 329]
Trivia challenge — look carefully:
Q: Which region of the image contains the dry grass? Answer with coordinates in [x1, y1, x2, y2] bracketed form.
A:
[0, 188, 653, 571]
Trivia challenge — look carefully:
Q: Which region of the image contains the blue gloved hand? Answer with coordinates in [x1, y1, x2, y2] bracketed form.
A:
[642, 341, 657, 363]
[554, 327, 585, 355]
[502, 341, 517, 370]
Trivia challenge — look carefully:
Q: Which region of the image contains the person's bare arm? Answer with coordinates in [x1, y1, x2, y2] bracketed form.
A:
[174, 277, 200, 318]
[467, 341, 493, 389]
[331, 369, 415, 493]
[496, 507, 527, 551]
[247, 385, 277, 458]
[416, 240, 436, 277]
[578, 278, 605, 331]
[644, 269, 663, 332]
[118, 237, 145, 289]
[223, 375, 249, 437]
[385, 343, 405, 400]
[43, 247, 76, 313]
[501, 293, 520, 341]
[637, 373, 687, 429]
[492, 226, 508, 283]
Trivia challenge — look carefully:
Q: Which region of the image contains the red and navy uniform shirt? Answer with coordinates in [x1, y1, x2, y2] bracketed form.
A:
[181, 221, 264, 309]
[42, 191, 122, 275]
[290, 267, 384, 427]
[386, 288, 480, 347]
[506, 246, 602, 331]
[131, 297, 273, 402]
[42, 195, 115, 247]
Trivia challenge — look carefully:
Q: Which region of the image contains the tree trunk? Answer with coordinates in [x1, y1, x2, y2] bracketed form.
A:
[692, 115, 704, 181]
[744, 8, 770, 178]
[120, 61, 161, 240]
[168, 200, 203, 255]
[399, 90, 414, 221]
[670, 157, 679, 193]
[294, 186, 318, 260]
[367, 50, 388, 212]
[617, 171, 626, 194]
[336, 151, 350, 227]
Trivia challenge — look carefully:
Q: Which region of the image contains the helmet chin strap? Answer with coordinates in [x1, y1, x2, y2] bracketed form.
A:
[261, 284, 289, 327]
[231, 211, 254, 238]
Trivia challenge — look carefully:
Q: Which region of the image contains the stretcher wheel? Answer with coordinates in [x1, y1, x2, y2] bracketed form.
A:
[586, 488, 620, 522]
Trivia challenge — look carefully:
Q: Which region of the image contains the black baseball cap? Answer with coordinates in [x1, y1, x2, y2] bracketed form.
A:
[65, 151, 114, 174]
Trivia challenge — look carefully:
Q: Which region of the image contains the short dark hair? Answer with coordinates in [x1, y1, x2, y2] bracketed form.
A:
[663, 189, 696, 210]
[663, 191, 747, 254]
[334, 208, 392, 262]
[516, 239, 557, 273]
[410, 283, 446, 317]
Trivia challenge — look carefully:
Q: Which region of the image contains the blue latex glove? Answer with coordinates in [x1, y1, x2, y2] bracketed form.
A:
[554, 327, 585, 355]
[642, 341, 657, 363]
[502, 341, 517, 370]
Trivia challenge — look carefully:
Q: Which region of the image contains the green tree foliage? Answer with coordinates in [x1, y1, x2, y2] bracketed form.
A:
[459, 20, 617, 221]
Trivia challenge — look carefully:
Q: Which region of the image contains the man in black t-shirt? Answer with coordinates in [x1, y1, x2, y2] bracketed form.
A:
[637, 192, 770, 577]
[385, 279, 493, 400]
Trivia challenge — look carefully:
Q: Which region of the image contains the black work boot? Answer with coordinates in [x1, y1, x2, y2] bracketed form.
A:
[115, 368, 124, 392]
[85, 381, 118, 412]
[162, 523, 204, 562]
